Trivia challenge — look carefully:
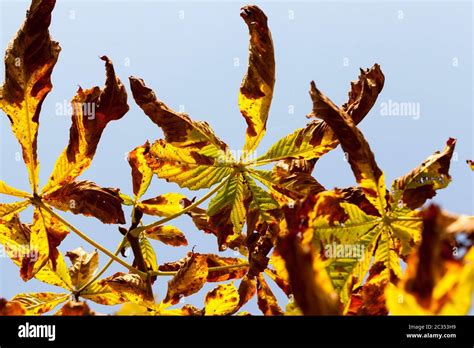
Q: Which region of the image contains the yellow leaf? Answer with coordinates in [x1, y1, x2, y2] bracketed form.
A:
[163, 253, 208, 306]
[146, 140, 232, 190]
[128, 142, 153, 200]
[0, 0, 60, 193]
[204, 282, 240, 316]
[0, 200, 29, 220]
[144, 225, 187, 247]
[238, 6, 275, 156]
[42, 57, 128, 194]
[11, 293, 69, 315]
[0, 180, 30, 198]
[391, 138, 456, 210]
[137, 193, 187, 217]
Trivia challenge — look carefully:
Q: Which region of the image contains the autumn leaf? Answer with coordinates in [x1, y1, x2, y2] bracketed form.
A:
[137, 192, 188, 217]
[256, 273, 283, 315]
[255, 65, 384, 165]
[129, 77, 233, 190]
[391, 138, 456, 210]
[0, 209, 69, 281]
[144, 225, 187, 247]
[55, 301, 95, 316]
[0, 0, 60, 193]
[163, 253, 208, 306]
[10, 292, 69, 315]
[0, 180, 30, 198]
[467, 159, 474, 171]
[204, 282, 240, 316]
[128, 142, 153, 201]
[238, 5, 275, 156]
[42, 56, 129, 194]
[277, 222, 340, 315]
[65, 247, 99, 289]
[0, 298, 26, 315]
[105, 272, 153, 303]
[43, 180, 125, 224]
[386, 204, 474, 315]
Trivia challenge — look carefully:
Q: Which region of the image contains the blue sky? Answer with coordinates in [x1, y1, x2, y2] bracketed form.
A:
[0, 0, 472, 315]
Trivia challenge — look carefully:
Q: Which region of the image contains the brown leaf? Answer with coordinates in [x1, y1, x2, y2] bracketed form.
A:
[278, 221, 340, 315]
[128, 142, 153, 200]
[239, 5, 275, 154]
[0, 298, 26, 315]
[65, 247, 99, 289]
[341, 64, 385, 124]
[144, 225, 187, 247]
[42, 56, 129, 194]
[163, 253, 208, 305]
[256, 273, 283, 316]
[44, 180, 125, 224]
[391, 138, 456, 210]
[55, 301, 95, 316]
[0, 0, 60, 192]
[310, 81, 386, 213]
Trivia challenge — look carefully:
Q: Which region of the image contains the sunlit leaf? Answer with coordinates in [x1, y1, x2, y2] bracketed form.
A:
[163, 253, 208, 306]
[137, 192, 187, 217]
[43, 180, 125, 224]
[0, 200, 29, 219]
[204, 282, 240, 316]
[55, 301, 95, 316]
[256, 65, 384, 164]
[146, 140, 232, 190]
[65, 247, 99, 289]
[144, 225, 187, 247]
[256, 273, 283, 316]
[42, 56, 129, 194]
[238, 5, 275, 156]
[11, 292, 69, 315]
[0, 180, 30, 198]
[391, 138, 456, 210]
[128, 142, 153, 201]
[0, 298, 26, 315]
[0, 0, 60, 192]
[207, 173, 247, 249]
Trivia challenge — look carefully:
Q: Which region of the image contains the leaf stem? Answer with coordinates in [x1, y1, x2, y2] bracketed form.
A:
[130, 176, 231, 237]
[36, 200, 146, 278]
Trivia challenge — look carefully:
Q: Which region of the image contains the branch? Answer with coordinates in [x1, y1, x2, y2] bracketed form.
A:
[35, 199, 146, 278]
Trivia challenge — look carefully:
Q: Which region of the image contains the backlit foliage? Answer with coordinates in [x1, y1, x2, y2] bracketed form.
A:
[0, 0, 473, 316]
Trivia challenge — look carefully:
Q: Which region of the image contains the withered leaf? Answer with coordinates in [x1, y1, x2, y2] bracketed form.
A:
[44, 180, 125, 224]
[55, 301, 95, 316]
[391, 138, 456, 210]
[256, 273, 283, 316]
[42, 56, 129, 194]
[144, 225, 187, 247]
[65, 247, 99, 289]
[239, 5, 275, 155]
[0, 0, 60, 192]
[204, 282, 240, 316]
[128, 142, 153, 200]
[0, 298, 26, 315]
[163, 253, 208, 306]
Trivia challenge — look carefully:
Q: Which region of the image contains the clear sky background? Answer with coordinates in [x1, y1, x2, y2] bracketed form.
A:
[1, 0, 472, 315]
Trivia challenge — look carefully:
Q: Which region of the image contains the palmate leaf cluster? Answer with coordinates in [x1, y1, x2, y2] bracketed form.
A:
[0, 0, 473, 316]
